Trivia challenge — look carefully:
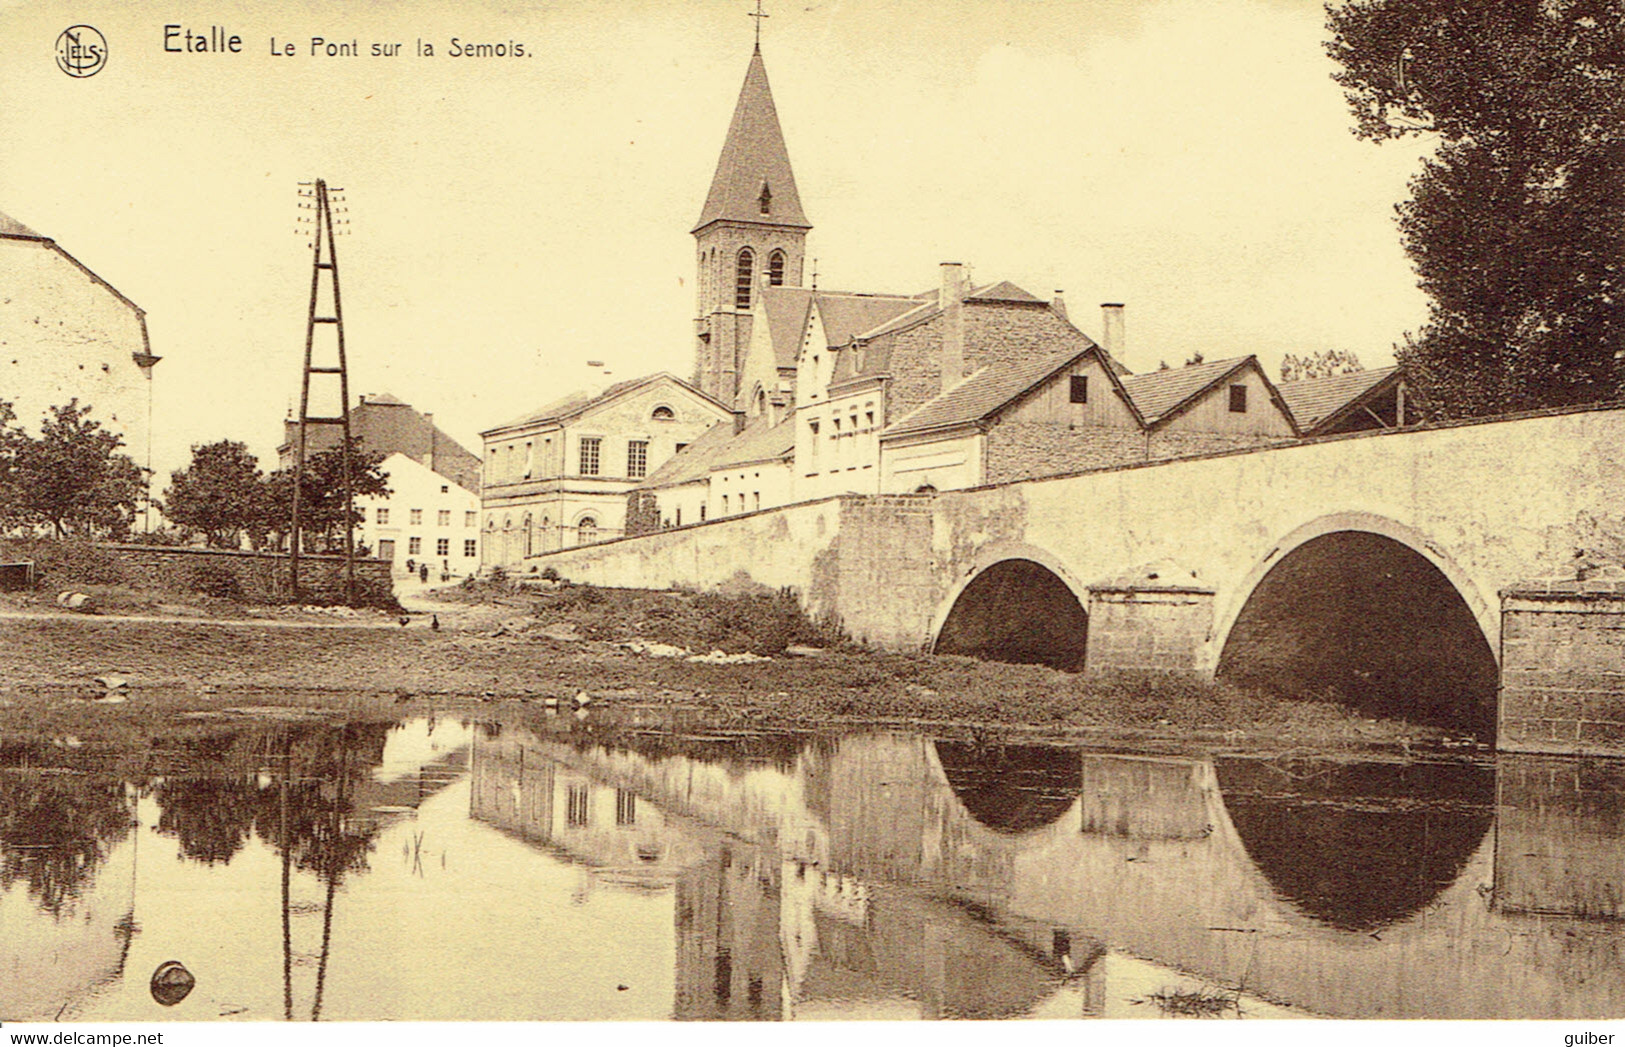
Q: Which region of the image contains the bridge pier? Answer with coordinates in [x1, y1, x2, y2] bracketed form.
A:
[1499, 582, 1625, 758]
[1084, 577, 1215, 676]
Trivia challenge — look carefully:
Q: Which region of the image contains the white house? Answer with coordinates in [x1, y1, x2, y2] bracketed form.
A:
[361, 452, 482, 581]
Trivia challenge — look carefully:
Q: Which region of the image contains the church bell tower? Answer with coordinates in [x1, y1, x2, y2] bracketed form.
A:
[692, 38, 811, 407]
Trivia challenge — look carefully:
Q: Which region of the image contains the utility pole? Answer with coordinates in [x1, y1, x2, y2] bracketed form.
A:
[291, 179, 356, 605]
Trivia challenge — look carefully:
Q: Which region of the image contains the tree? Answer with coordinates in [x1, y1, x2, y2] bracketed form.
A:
[4, 400, 145, 538]
[1327, 0, 1625, 417]
[263, 440, 391, 552]
[1281, 349, 1365, 382]
[161, 441, 269, 548]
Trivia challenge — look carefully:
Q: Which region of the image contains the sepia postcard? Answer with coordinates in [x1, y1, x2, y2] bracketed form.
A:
[1, 0, 1623, 1041]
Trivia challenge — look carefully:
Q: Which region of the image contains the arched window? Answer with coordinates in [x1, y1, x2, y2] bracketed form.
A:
[769, 250, 786, 287]
[523, 513, 534, 557]
[651, 405, 675, 421]
[735, 248, 754, 311]
[576, 516, 598, 546]
[758, 181, 772, 215]
[752, 385, 767, 417]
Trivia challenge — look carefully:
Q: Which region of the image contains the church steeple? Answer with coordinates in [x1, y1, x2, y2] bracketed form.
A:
[693, 47, 810, 234]
[692, 43, 812, 406]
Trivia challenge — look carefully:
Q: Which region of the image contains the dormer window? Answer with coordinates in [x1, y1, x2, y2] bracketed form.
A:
[769, 250, 786, 286]
[758, 181, 772, 215]
[1229, 384, 1248, 413]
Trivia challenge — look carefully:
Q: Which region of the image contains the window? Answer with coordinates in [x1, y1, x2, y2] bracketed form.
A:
[408, 536, 422, 555]
[652, 405, 675, 421]
[463, 539, 477, 558]
[376, 507, 390, 525]
[758, 181, 772, 215]
[627, 440, 648, 479]
[579, 436, 601, 475]
[769, 249, 786, 286]
[576, 516, 598, 545]
[377, 539, 395, 561]
[465, 511, 476, 528]
[437, 510, 451, 527]
[699, 504, 707, 521]
[1070, 375, 1089, 403]
[675, 442, 688, 454]
[523, 513, 534, 557]
[753, 492, 760, 511]
[723, 494, 730, 514]
[675, 507, 682, 526]
[522, 442, 533, 480]
[616, 788, 637, 827]
[440, 485, 449, 494]
[436, 538, 450, 557]
[567, 784, 589, 827]
[410, 509, 423, 525]
[735, 248, 754, 310]
[1229, 384, 1248, 413]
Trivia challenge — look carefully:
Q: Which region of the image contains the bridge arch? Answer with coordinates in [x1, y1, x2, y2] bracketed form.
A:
[1214, 512, 1499, 732]
[930, 542, 1090, 671]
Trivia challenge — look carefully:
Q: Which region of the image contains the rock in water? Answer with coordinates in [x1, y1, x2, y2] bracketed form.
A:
[150, 961, 196, 1006]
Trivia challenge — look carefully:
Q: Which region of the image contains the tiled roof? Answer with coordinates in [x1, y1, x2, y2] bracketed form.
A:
[709, 416, 795, 471]
[0, 210, 43, 239]
[638, 420, 739, 488]
[491, 373, 717, 433]
[693, 49, 810, 231]
[816, 292, 922, 347]
[761, 286, 815, 369]
[882, 345, 1102, 438]
[638, 416, 794, 489]
[965, 280, 1045, 304]
[1119, 357, 1253, 424]
[1277, 366, 1400, 430]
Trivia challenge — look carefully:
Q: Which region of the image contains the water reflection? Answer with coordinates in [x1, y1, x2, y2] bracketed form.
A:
[2, 714, 1624, 1020]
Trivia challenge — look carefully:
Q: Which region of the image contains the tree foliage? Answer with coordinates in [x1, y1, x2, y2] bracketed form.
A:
[162, 440, 268, 548]
[265, 440, 391, 552]
[1327, 0, 1625, 416]
[1281, 349, 1365, 382]
[1, 400, 145, 538]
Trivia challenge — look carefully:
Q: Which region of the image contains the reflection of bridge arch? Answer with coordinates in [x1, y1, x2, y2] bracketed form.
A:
[1213, 513, 1500, 732]
[929, 543, 1090, 671]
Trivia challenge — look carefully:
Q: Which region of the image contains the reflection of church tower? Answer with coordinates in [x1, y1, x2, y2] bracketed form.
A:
[692, 42, 811, 408]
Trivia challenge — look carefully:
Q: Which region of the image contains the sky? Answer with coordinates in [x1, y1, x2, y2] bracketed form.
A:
[0, 0, 1434, 484]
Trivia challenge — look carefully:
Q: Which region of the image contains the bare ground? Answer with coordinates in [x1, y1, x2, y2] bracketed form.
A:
[0, 583, 1476, 757]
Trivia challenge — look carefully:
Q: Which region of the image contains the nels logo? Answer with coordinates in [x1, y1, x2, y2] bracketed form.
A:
[55, 25, 107, 77]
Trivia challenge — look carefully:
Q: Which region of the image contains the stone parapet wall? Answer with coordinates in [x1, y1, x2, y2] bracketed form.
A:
[1500, 589, 1625, 756]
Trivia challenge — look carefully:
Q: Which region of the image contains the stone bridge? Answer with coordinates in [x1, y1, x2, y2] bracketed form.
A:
[535, 404, 1625, 754]
[479, 727, 1625, 1020]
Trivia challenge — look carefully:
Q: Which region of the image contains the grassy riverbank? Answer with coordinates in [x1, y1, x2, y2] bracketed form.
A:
[0, 582, 1468, 754]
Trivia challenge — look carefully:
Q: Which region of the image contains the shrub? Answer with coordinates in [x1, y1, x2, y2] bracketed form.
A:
[186, 560, 243, 600]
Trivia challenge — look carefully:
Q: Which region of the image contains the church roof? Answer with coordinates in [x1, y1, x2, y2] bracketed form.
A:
[693, 48, 811, 232]
[1277, 365, 1400, 431]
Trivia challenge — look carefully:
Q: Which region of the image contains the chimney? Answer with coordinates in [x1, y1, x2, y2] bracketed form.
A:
[1051, 291, 1067, 320]
[1100, 303, 1126, 370]
[941, 262, 967, 393]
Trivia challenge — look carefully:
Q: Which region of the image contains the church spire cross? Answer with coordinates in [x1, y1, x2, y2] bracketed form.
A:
[748, 0, 768, 51]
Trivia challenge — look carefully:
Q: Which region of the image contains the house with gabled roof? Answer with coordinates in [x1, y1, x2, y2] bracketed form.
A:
[1120, 355, 1299, 458]
[480, 372, 728, 566]
[1277, 365, 1409, 436]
